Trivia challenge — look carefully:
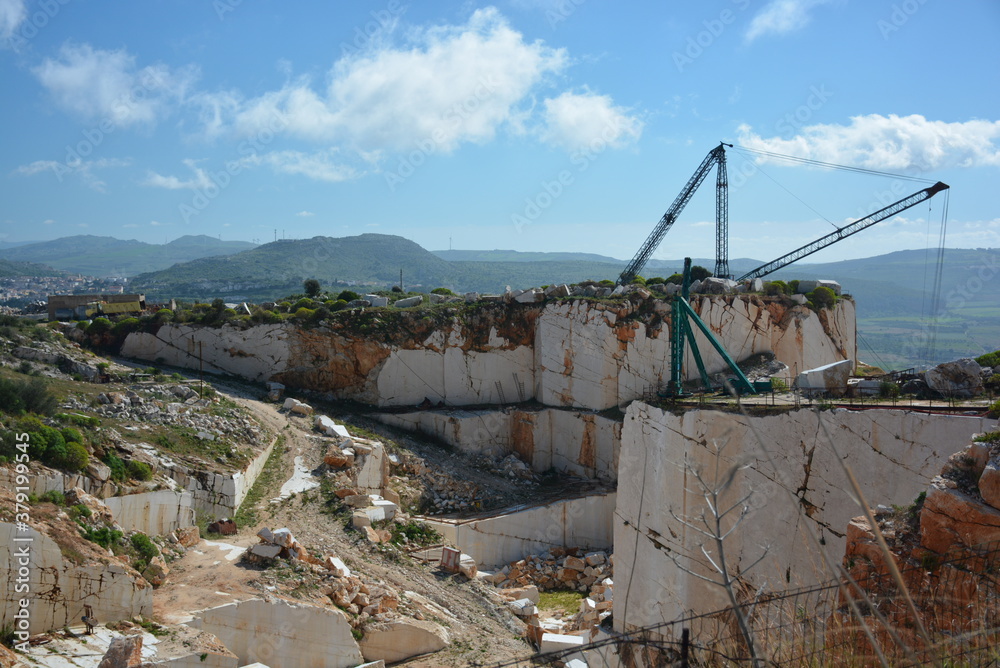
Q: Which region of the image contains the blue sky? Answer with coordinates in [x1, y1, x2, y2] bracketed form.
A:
[1, 0, 998, 264]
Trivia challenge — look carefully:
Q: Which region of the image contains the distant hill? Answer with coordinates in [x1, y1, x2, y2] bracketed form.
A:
[433, 249, 622, 264]
[0, 234, 257, 277]
[130, 234, 629, 298]
[0, 258, 63, 278]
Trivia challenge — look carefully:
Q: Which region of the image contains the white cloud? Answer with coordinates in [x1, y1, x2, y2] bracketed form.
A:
[33, 42, 198, 127]
[539, 89, 643, 152]
[745, 0, 833, 43]
[0, 0, 26, 43]
[143, 159, 213, 190]
[245, 149, 361, 183]
[42, 218, 55, 225]
[296, 210, 315, 217]
[149, 220, 166, 226]
[213, 8, 567, 154]
[14, 156, 131, 192]
[737, 114, 1000, 172]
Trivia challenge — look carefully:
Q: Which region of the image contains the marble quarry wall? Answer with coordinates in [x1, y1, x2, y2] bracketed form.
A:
[612, 404, 999, 633]
[122, 297, 855, 411]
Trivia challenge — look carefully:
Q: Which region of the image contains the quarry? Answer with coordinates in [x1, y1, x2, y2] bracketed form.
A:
[1, 280, 999, 667]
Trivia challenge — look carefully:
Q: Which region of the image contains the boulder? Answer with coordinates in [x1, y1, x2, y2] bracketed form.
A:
[919, 481, 1000, 556]
[514, 289, 544, 304]
[796, 279, 842, 295]
[176, 526, 200, 548]
[359, 619, 449, 663]
[248, 544, 282, 560]
[393, 296, 423, 308]
[980, 455, 1000, 511]
[544, 284, 570, 298]
[208, 519, 237, 535]
[790, 293, 808, 305]
[508, 598, 536, 616]
[924, 358, 984, 398]
[463, 292, 479, 303]
[695, 277, 737, 294]
[269, 528, 296, 547]
[324, 556, 351, 577]
[796, 359, 852, 392]
[97, 634, 144, 668]
[143, 555, 170, 587]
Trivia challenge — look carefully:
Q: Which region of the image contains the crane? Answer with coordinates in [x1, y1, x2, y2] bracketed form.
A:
[737, 181, 949, 282]
[617, 142, 732, 285]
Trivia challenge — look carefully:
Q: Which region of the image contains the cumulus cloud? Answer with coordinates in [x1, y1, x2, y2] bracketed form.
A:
[296, 210, 314, 217]
[143, 159, 214, 190]
[209, 7, 567, 154]
[539, 89, 643, 152]
[0, 0, 26, 43]
[737, 114, 1000, 172]
[745, 0, 833, 43]
[33, 42, 198, 127]
[15, 156, 131, 192]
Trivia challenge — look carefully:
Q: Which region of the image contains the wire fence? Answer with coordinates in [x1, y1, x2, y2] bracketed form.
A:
[495, 540, 1000, 667]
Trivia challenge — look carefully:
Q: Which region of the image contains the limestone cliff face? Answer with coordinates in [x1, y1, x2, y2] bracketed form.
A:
[0, 522, 152, 634]
[612, 404, 996, 632]
[123, 296, 855, 411]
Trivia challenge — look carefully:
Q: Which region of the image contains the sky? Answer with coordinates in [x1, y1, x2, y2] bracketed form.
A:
[1, 0, 998, 265]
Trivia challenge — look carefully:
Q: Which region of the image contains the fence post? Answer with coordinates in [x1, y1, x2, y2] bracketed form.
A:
[681, 627, 690, 668]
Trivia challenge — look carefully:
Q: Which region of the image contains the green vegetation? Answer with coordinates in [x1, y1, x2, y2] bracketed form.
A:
[81, 526, 123, 549]
[806, 286, 838, 310]
[127, 460, 153, 481]
[0, 375, 58, 416]
[537, 589, 585, 613]
[389, 520, 442, 547]
[129, 532, 159, 572]
[234, 436, 286, 529]
[973, 431, 999, 444]
[987, 401, 1000, 419]
[0, 416, 89, 472]
[303, 278, 321, 297]
[977, 350, 1000, 368]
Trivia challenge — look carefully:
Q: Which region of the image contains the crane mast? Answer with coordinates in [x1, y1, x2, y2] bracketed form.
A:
[617, 142, 732, 285]
[736, 181, 949, 282]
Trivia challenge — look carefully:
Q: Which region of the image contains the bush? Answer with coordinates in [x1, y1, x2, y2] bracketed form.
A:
[86, 317, 112, 337]
[976, 350, 1000, 368]
[807, 286, 837, 309]
[988, 400, 1000, 419]
[38, 490, 66, 505]
[986, 374, 1000, 393]
[154, 309, 174, 323]
[303, 278, 322, 298]
[666, 273, 683, 285]
[293, 298, 316, 311]
[630, 276, 647, 285]
[764, 280, 788, 296]
[391, 285, 402, 293]
[788, 279, 800, 293]
[58, 442, 90, 473]
[330, 300, 348, 312]
[0, 376, 58, 416]
[130, 532, 159, 570]
[690, 265, 712, 281]
[103, 452, 128, 482]
[879, 381, 901, 399]
[82, 526, 122, 549]
[430, 287, 455, 296]
[126, 460, 153, 481]
[337, 290, 361, 302]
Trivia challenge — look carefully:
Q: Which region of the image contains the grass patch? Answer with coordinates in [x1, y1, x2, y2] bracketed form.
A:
[537, 589, 584, 614]
[233, 435, 286, 530]
[389, 520, 441, 547]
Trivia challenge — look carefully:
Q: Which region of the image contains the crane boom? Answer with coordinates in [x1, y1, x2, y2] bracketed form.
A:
[617, 142, 731, 285]
[736, 181, 949, 282]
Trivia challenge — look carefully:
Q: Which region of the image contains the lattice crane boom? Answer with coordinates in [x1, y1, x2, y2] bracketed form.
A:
[617, 142, 731, 285]
[736, 181, 950, 282]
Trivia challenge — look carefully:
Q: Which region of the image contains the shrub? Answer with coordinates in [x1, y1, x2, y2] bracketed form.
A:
[630, 276, 647, 285]
[986, 374, 1000, 393]
[807, 286, 837, 309]
[337, 290, 361, 302]
[127, 460, 153, 481]
[764, 280, 788, 296]
[690, 265, 712, 281]
[303, 278, 322, 298]
[86, 317, 112, 337]
[103, 452, 128, 482]
[879, 381, 901, 399]
[0, 376, 58, 416]
[130, 532, 159, 570]
[988, 400, 1000, 419]
[976, 350, 1000, 368]
[330, 300, 348, 312]
[58, 442, 90, 473]
[391, 285, 402, 293]
[82, 526, 122, 549]
[430, 287, 455, 296]
[154, 309, 174, 323]
[666, 273, 683, 285]
[292, 307, 315, 322]
[38, 490, 66, 505]
[788, 279, 800, 293]
[293, 298, 316, 310]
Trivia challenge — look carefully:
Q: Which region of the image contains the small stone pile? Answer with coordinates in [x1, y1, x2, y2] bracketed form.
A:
[489, 547, 613, 594]
[246, 527, 403, 631]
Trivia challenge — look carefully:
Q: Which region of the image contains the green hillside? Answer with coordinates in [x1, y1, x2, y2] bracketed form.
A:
[0, 258, 63, 278]
[0, 234, 257, 277]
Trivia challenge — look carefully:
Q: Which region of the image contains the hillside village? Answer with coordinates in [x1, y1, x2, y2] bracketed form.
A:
[1, 270, 998, 667]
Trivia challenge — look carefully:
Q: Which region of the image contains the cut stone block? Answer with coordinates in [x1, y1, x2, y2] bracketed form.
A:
[540, 633, 585, 653]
